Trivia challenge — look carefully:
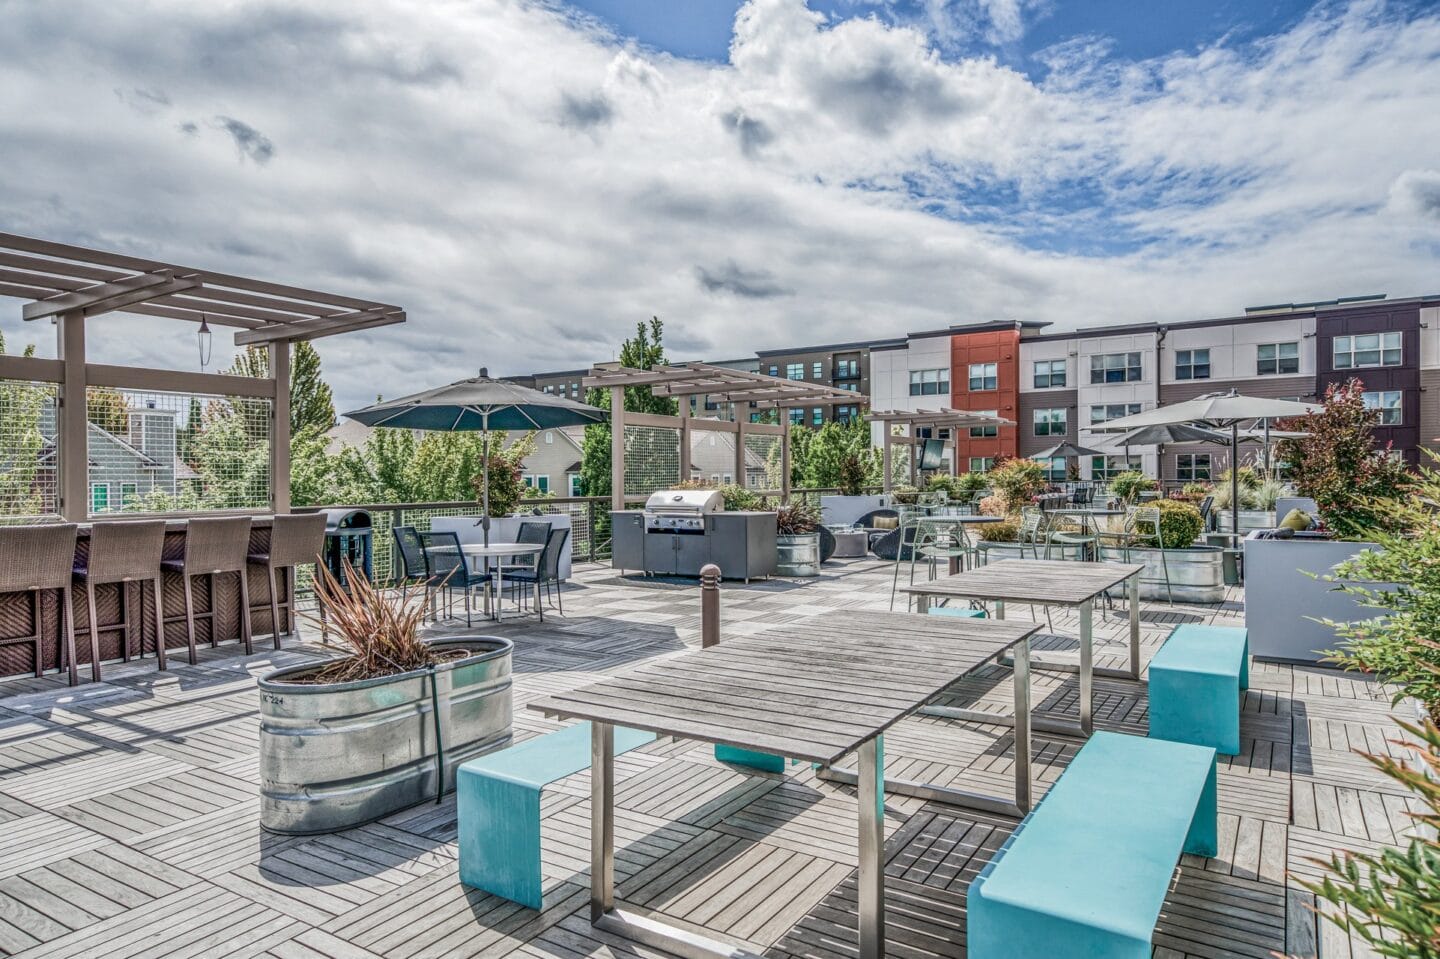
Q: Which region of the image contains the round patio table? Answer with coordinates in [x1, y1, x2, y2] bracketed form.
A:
[460, 542, 543, 621]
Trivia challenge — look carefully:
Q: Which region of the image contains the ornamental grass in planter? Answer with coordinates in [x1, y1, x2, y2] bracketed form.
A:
[776, 501, 823, 576]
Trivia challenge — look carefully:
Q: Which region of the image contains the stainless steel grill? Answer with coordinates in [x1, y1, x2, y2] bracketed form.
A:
[643, 489, 723, 534]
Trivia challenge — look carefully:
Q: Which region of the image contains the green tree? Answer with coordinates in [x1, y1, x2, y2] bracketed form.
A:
[229, 341, 336, 435]
[579, 317, 677, 500]
[86, 386, 129, 434]
[790, 418, 881, 490]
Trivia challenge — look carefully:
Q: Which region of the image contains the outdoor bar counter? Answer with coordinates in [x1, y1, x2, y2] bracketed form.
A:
[0, 516, 296, 681]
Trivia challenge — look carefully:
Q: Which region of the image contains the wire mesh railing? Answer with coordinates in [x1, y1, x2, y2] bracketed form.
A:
[0, 378, 59, 522]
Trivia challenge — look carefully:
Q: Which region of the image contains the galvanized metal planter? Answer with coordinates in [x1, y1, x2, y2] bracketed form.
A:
[258, 637, 513, 834]
[776, 532, 821, 576]
[1216, 510, 1276, 534]
[1127, 546, 1226, 603]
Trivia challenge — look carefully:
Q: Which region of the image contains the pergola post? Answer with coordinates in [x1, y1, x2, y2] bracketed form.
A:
[678, 400, 692, 485]
[882, 430, 893, 493]
[781, 418, 792, 502]
[269, 341, 291, 515]
[57, 311, 88, 522]
[609, 386, 626, 512]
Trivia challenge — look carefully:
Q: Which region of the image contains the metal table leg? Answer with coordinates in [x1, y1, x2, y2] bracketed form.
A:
[857, 736, 885, 959]
[1127, 572, 1141, 680]
[1078, 598, 1093, 736]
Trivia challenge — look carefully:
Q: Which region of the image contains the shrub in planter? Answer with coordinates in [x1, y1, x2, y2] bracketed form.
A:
[717, 483, 764, 512]
[1135, 499, 1204, 549]
[776, 501, 821, 535]
[987, 459, 1046, 512]
[891, 484, 920, 505]
[1110, 470, 1156, 504]
[977, 519, 1020, 542]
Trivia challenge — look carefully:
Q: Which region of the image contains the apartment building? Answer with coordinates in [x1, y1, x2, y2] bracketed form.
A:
[755, 339, 875, 427]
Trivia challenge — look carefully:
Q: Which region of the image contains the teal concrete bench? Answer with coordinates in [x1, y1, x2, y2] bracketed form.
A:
[927, 605, 986, 619]
[457, 721, 655, 909]
[967, 732, 1217, 959]
[1148, 624, 1249, 756]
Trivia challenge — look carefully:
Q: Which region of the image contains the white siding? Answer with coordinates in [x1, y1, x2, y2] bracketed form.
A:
[1421, 307, 1440, 370]
[1075, 331, 1160, 480]
[1162, 316, 1316, 384]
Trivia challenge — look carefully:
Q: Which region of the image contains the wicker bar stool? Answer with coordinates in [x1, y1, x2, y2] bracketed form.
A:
[161, 516, 253, 664]
[247, 513, 326, 649]
[73, 520, 167, 680]
[0, 524, 80, 685]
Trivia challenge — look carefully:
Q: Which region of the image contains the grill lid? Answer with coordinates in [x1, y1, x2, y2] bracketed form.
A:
[644, 489, 724, 514]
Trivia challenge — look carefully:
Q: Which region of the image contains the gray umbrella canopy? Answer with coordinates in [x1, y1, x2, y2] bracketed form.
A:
[1032, 441, 1107, 459]
[1105, 423, 1232, 447]
[1089, 390, 1317, 539]
[344, 371, 607, 544]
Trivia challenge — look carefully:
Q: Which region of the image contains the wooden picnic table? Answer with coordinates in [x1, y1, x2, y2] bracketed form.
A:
[899, 559, 1145, 738]
[531, 608, 1039, 959]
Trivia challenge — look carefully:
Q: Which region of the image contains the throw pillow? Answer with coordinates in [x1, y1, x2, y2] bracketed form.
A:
[1279, 508, 1312, 531]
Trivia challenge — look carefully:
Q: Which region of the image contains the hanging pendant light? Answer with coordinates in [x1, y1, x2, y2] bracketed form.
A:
[197, 314, 213, 369]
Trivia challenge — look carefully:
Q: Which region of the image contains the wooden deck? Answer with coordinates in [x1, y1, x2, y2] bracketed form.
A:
[0, 558, 1416, 958]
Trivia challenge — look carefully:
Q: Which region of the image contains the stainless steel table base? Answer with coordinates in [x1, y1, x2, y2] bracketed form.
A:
[590, 721, 888, 959]
[819, 641, 1032, 820]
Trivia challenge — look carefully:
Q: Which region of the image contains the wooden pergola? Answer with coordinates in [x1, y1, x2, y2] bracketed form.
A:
[868, 408, 1016, 489]
[583, 361, 868, 508]
[0, 232, 406, 520]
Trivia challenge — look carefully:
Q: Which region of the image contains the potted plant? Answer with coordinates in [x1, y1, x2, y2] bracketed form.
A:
[1109, 470, 1157, 506]
[820, 452, 888, 527]
[257, 561, 514, 834]
[1122, 499, 1225, 602]
[890, 483, 920, 505]
[775, 501, 823, 576]
[986, 459, 1047, 513]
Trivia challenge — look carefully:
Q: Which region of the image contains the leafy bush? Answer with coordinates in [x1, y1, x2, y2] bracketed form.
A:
[977, 518, 1020, 542]
[1297, 718, 1440, 957]
[1321, 457, 1440, 720]
[717, 483, 764, 512]
[1218, 465, 1260, 490]
[987, 459, 1046, 512]
[1110, 470, 1157, 503]
[776, 501, 821, 535]
[890, 484, 920, 505]
[1181, 482, 1210, 499]
[1277, 378, 1413, 538]
[978, 495, 1006, 517]
[837, 453, 867, 496]
[1135, 499, 1204, 549]
[471, 453, 527, 517]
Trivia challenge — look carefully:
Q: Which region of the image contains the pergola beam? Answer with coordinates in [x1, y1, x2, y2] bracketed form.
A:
[232, 307, 405, 345]
[23, 271, 199, 321]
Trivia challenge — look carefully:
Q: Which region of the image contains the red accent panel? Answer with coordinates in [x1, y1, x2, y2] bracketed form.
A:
[950, 330, 1020, 464]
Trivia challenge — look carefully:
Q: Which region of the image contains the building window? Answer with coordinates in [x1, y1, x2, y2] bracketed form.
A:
[811, 361, 823, 379]
[568, 473, 582, 497]
[1256, 342, 1300, 376]
[968, 362, 998, 391]
[1175, 453, 1211, 482]
[522, 474, 549, 494]
[1363, 390, 1402, 425]
[1174, 349, 1210, 380]
[1033, 359, 1066, 389]
[789, 408, 804, 425]
[1334, 332, 1401, 369]
[835, 359, 860, 378]
[785, 363, 804, 380]
[840, 382, 858, 391]
[1089, 403, 1142, 425]
[1039, 457, 1067, 482]
[908, 369, 949, 396]
[812, 407, 824, 426]
[120, 483, 138, 507]
[969, 457, 995, 473]
[1090, 455, 1142, 480]
[836, 405, 857, 423]
[1089, 352, 1142, 384]
[90, 483, 110, 513]
[1033, 408, 1067, 436]
[767, 365, 778, 377]
[970, 410, 999, 438]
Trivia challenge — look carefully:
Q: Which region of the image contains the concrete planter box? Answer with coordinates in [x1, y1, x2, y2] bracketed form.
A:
[1243, 537, 1388, 663]
[776, 532, 821, 577]
[258, 637, 514, 834]
[820, 495, 888, 528]
[1126, 546, 1226, 603]
[1216, 510, 1276, 534]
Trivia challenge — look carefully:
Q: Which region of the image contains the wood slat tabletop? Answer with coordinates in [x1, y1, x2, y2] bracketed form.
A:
[898, 558, 1144, 606]
[529, 609, 1039, 765]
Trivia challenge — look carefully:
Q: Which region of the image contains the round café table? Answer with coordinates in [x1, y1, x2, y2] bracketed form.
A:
[460, 542, 544, 621]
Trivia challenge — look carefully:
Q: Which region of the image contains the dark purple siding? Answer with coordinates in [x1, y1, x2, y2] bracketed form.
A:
[1315, 304, 1421, 464]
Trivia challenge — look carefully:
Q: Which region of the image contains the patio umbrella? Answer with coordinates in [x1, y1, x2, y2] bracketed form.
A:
[1090, 390, 1317, 540]
[344, 369, 607, 545]
[1032, 440, 1108, 459]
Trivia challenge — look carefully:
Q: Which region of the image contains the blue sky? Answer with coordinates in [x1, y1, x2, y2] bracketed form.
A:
[566, 0, 1320, 72]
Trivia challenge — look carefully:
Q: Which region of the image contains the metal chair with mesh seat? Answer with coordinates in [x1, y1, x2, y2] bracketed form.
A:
[976, 506, 1045, 565]
[161, 516, 254, 664]
[891, 518, 973, 611]
[392, 526, 434, 592]
[247, 513, 326, 649]
[419, 530, 490, 627]
[0, 524, 80, 685]
[502, 521, 552, 575]
[1097, 505, 1174, 605]
[73, 520, 166, 679]
[507, 526, 570, 620]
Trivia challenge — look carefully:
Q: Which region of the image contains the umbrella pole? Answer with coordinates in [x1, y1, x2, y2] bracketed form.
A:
[482, 413, 491, 548]
[1230, 422, 1240, 544]
[1263, 420, 1271, 476]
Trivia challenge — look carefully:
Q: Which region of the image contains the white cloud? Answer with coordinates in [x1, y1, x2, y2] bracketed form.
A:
[0, 0, 1436, 411]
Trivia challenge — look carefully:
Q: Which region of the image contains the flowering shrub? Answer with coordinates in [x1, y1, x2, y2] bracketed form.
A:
[986, 458, 1046, 512]
[978, 495, 1006, 516]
